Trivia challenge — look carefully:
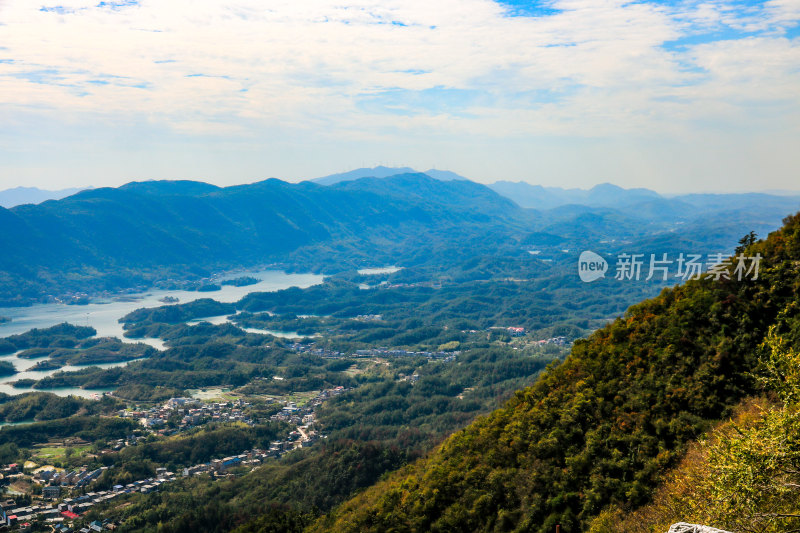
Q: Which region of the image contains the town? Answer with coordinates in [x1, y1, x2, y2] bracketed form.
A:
[0, 386, 349, 531]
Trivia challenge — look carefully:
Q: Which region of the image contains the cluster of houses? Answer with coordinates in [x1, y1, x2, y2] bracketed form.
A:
[0, 500, 65, 530]
[269, 387, 346, 426]
[288, 342, 458, 361]
[270, 402, 305, 425]
[0, 425, 326, 531]
[288, 342, 345, 358]
[488, 326, 527, 337]
[63, 471, 175, 511]
[179, 445, 309, 478]
[0, 463, 109, 505]
[118, 397, 255, 430]
[0, 385, 352, 530]
[354, 314, 383, 322]
[45, 292, 91, 305]
[34, 466, 106, 492]
[0, 469, 176, 528]
[488, 327, 571, 346]
[54, 518, 115, 533]
[2, 441, 329, 531]
[533, 336, 568, 346]
[0, 457, 253, 530]
[353, 348, 458, 360]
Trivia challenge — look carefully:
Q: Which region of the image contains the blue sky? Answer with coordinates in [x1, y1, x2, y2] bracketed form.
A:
[0, 0, 798, 193]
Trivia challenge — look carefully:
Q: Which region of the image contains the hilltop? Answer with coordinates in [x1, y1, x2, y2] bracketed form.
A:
[311, 166, 469, 185]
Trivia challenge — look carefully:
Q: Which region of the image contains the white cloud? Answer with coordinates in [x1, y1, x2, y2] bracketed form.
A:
[0, 0, 798, 190]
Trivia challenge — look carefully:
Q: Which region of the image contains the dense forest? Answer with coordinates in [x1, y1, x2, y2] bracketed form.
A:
[302, 214, 800, 532]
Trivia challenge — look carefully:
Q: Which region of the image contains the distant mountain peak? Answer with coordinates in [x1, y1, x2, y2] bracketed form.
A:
[312, 166, 469, 186]
[489, 181, 662, 210]
[0, 185, 91, 208]
[118, 180, 221, 196]
[589, 182, 625, 192]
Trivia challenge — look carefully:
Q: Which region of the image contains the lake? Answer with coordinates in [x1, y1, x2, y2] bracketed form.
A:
[358, 266, 402, 275]
[186, 314, 315, 339]
[0, 269, 323, 397]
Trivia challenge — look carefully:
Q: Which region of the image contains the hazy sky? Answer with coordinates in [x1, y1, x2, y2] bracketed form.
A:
[0, 0, 798, 193]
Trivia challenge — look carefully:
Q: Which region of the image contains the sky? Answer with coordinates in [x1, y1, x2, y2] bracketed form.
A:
[0, 0, 798, 193]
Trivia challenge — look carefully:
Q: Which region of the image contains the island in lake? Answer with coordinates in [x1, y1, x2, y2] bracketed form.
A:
[11, 378, 36, 388]
[0, 360, 16, 377]
[221, 276, 260, 287]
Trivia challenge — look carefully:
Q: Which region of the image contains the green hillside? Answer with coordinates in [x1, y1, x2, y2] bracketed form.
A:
[305, 213, 800, 533]
[0, 174, 527, 305]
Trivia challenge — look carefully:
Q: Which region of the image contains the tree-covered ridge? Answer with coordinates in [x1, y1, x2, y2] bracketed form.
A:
[592, 326, 800, 532]
[0, 174, 529, 305]
[307, 213, 800, 533]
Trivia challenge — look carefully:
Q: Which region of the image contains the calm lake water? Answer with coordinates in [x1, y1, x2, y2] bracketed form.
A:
[0, 270, 323, 398]
[186, 314, 314, 339]
[357, 266, 401, 275]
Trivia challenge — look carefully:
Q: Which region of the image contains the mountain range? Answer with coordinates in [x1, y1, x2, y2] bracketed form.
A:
[311, 166, 800, 215]
[5, 168, 798, 216]
[0, 174, 526, 305]
[0, 171, 798, 307]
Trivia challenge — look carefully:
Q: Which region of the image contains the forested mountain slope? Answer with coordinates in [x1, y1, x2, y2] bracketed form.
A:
[0, 174, 527, 305]
[307, 213, 800, 533]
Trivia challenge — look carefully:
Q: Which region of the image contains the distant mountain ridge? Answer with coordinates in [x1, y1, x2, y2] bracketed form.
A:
[314, 168, 666, 208]
[312, 166, 469, 186]
[489, 181, 661, 209]
[488, 180, 800, 214]
[0, 186, 91, 208]
[314, 169, 800, 214]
